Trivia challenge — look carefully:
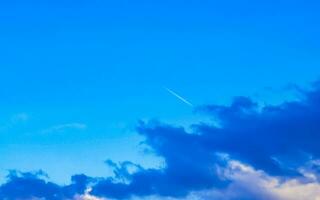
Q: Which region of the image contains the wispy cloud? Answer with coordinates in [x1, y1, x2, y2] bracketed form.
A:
[0, 113, 30, 132]
[41, 123, 87, 134]
[11, 113, 29, 123]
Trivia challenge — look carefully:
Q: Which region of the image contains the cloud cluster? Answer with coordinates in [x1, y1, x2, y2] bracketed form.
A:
[0, 171, 90, 200]
[2, 82, 320, 199]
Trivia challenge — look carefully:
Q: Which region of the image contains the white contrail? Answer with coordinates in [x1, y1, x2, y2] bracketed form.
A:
[164, 87, 193, 107]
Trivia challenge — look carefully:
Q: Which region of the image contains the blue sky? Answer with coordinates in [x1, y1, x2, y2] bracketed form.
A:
[1, 1, 320, 199]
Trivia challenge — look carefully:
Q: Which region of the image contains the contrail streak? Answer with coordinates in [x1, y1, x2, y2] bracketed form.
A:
[164, 87, 193, 107]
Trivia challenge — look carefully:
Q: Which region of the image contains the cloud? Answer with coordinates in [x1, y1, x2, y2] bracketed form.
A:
[11, 113, 29, 123]
[194, 84, 320, 176]
[90, 121, 227, 199]
[2, 159, 320, 200]
[0, 171, 91, 200]
[0, 113, 29, 132]
[90, 81, 320, 199]
[74, 188, 106, 200]
[0, 171, 62, 200]
[2, 82, 320, 199]
[95, 158, 320, 200]
[41, 123, 87, 134]
[190, 159, 320, 200]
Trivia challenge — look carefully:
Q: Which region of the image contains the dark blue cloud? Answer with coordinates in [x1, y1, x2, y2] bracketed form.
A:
[196, 84, 320, 176]
[0, 171, 91, 200]
[2, 83, 320, 199]
[91, 83, 320, 199]
[0, 171, 62, 200]
[91, 124, 227, 199]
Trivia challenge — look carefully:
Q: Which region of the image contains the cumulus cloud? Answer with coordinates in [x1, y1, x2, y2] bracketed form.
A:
[190, 159, 320, 200]
[88, 82, 320, 199]
[185, 160, 320, 200]
[105, 158, 320, 200]
[0, 171, 91, 200]
[2, 82, 320, 199]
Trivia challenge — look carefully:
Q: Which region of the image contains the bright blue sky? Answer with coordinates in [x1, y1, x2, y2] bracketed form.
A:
[1, 0, 320, 185]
